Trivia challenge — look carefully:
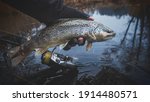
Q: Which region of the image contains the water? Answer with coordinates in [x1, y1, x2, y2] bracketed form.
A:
[15, 1, 150, 84]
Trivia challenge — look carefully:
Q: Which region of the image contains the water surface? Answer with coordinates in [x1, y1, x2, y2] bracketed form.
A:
[18, 1, 150, 84]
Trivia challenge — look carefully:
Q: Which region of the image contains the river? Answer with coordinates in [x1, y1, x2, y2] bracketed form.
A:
[11, 0, 150, 84]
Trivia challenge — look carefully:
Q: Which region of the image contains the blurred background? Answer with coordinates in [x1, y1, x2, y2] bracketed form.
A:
[0, 0, 150, 85]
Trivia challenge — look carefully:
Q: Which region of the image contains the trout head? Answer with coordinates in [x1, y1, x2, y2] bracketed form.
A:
[86, 24, 116, 42]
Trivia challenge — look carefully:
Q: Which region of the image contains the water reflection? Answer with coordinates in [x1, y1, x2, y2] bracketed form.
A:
[6, 0, 150, 84]
[64, 0, 150, 84]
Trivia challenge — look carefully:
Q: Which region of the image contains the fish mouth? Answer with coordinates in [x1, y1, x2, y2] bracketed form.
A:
[103, 31, 116, 40]
[102, 31, 116, 40]
[106, 32, 116, 37]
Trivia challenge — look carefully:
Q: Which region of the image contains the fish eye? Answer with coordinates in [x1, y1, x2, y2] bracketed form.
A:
[106, 30, 113, 33]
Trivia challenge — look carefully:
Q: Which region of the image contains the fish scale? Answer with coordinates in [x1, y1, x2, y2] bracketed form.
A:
[7, 19, 115, 67]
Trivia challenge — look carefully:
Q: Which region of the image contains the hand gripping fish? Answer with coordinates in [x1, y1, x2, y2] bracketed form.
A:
[6, 19, 116, 67]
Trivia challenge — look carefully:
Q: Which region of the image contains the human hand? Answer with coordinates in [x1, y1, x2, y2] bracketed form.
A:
[87, 16, 94, 21]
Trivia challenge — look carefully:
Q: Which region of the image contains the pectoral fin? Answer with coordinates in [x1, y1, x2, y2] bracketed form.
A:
[86, 42, 93, 51]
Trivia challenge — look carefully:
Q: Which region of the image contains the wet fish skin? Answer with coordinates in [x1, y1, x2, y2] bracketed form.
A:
[7, 19, 116, 67]
[32, 19, 115, 48]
